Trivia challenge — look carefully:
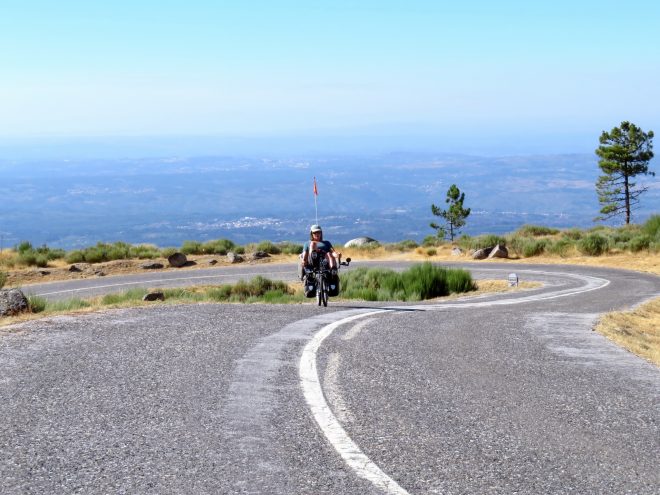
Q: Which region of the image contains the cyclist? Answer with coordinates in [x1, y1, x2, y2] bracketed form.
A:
[299, 224, 341, 280]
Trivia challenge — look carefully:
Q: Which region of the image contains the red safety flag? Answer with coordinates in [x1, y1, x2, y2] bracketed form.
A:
[313, 177, 318, 196]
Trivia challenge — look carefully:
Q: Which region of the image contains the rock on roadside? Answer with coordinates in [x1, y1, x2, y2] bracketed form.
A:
[0, 288, 30, 317]
[168, 252, 188, 268]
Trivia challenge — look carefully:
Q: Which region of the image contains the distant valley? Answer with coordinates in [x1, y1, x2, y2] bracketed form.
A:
[1, 152, 657, 249]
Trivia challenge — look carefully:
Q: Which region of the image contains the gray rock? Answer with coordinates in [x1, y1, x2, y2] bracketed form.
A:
[472, 247, 493, 260]
[487, 244, 509, 259]
[142, 291, 165, 302]
[227, 252, 244, 264]
[0, 288, 29, 317]
[69, 263, 90, 272]
[142, 262, 164, 270]
[251, 251, 270, 260]
[208, 259, 218, 265]
[167, 252, 188, 268]
[451, 247, 463, 256]
[344, 237, 378, 247]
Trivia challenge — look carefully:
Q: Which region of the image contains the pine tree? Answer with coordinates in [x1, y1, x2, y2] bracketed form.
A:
[430, 184, 471, 241]
[595, 121, 655, 224]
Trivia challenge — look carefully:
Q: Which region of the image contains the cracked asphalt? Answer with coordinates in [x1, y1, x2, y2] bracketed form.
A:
[1, 263, 658, 494]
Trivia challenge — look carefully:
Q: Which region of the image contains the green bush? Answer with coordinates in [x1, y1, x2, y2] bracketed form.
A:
[422, 235, 443, 247]
[0, 271, 7, 289]
[277, 242, 304, 255]
[181, 240, 203, 255]
[425, 248, 437, 256]
[341, 263, 475, 301]
[521, 239, 549, 257]
[47, 298, 91, 312]
[66, 250, 86, 263]
[16, 241, 33, 254]
[201, 239, 236, 255]
[27, 295, 47, 313]
[516, 225, 559, 237]
[578, 233, 609, 256]
[102, 288, 149, 305]
[629, 235, 651, 253]
[547, 238, 573, 257]
[642, 214, 660, 239]
[562, 228, 583, 240]
[460, 234, 506, 250]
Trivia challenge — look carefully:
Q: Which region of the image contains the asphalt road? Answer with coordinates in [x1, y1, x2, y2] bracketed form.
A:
[1, 262, 659, 494]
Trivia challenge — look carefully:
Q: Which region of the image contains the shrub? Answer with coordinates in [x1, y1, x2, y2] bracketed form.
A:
[460, 234, 506, 250]
[422, 235, 443, 247]
[426, 248, 437, 256]
[341, 263, 474, 301]
[642, 214, 660, 239]
[278, 242, 304, 255]
[202, 239, 236, 255]
[578, 233, 609, 256]
[521, 239, 549, 257]
[66, 250, 86, 263]
[102, 288, 149, 305]
[16, 241, 33, 254]
[228, 276, 292, 301]
[547, 238, 573, 257]
[28, 295, 47, 313]
[181, 240, 203, 255]
[0, 271, 7, 289]
[629, 235, 651, 253]
[562, 228, 583, 240]
[128, 244, 160, 259]
[249, 241, 281, 255]
[47, 298, 91, 312]
[516, 225, 560, 237]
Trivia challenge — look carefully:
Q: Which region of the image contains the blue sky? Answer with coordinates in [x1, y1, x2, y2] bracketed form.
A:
[1, 1, 659, 154]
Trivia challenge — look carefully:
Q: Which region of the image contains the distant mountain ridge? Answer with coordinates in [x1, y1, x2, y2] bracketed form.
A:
[1, 152, 657, 249]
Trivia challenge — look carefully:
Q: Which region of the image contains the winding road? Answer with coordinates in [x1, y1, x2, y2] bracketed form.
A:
[1, 262, 659, 494]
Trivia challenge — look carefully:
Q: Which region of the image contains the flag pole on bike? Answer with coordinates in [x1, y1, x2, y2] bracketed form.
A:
[313, 176, 319, 225]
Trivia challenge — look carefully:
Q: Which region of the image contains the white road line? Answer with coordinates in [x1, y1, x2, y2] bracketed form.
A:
[300, 310, 411, 495]
[299, 269, 612, 495]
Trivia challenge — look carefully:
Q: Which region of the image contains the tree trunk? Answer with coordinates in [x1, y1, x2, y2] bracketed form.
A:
[624, 175, 630, 224]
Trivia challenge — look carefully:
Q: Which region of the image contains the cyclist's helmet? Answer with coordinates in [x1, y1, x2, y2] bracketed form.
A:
[310, 224, 322, 233]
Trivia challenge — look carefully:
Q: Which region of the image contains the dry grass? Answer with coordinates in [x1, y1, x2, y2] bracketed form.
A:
[595, 297, 660, 366]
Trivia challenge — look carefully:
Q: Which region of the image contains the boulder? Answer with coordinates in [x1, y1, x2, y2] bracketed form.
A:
[251, 251, 270, 260]
[207, 259, 218, 265]
[344, 237, 378, 247]
[487, 244, 509, 259]
[143, 291, 165, 302]
[472, 247, 493, 260]
[451, 247, 463, 256]
[141, 262, 164, 270]
[168, 252, 188, 268]
[69, 263, 90, 273]
[227, 252, 244, 264]
[0, 289, 29, 317]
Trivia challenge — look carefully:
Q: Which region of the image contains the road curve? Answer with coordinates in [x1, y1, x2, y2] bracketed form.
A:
[1, 263, 659, 494]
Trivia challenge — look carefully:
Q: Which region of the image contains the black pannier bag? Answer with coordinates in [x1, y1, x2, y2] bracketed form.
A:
[328, 273, 340, 297]
[303, 274, 316, 298]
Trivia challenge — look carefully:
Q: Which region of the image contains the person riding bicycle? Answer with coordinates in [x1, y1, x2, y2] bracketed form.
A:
[299, 224, 341, 280]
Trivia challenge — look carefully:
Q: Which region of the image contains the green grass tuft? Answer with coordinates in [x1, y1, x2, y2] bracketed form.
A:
[341, 262, 475, 301]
